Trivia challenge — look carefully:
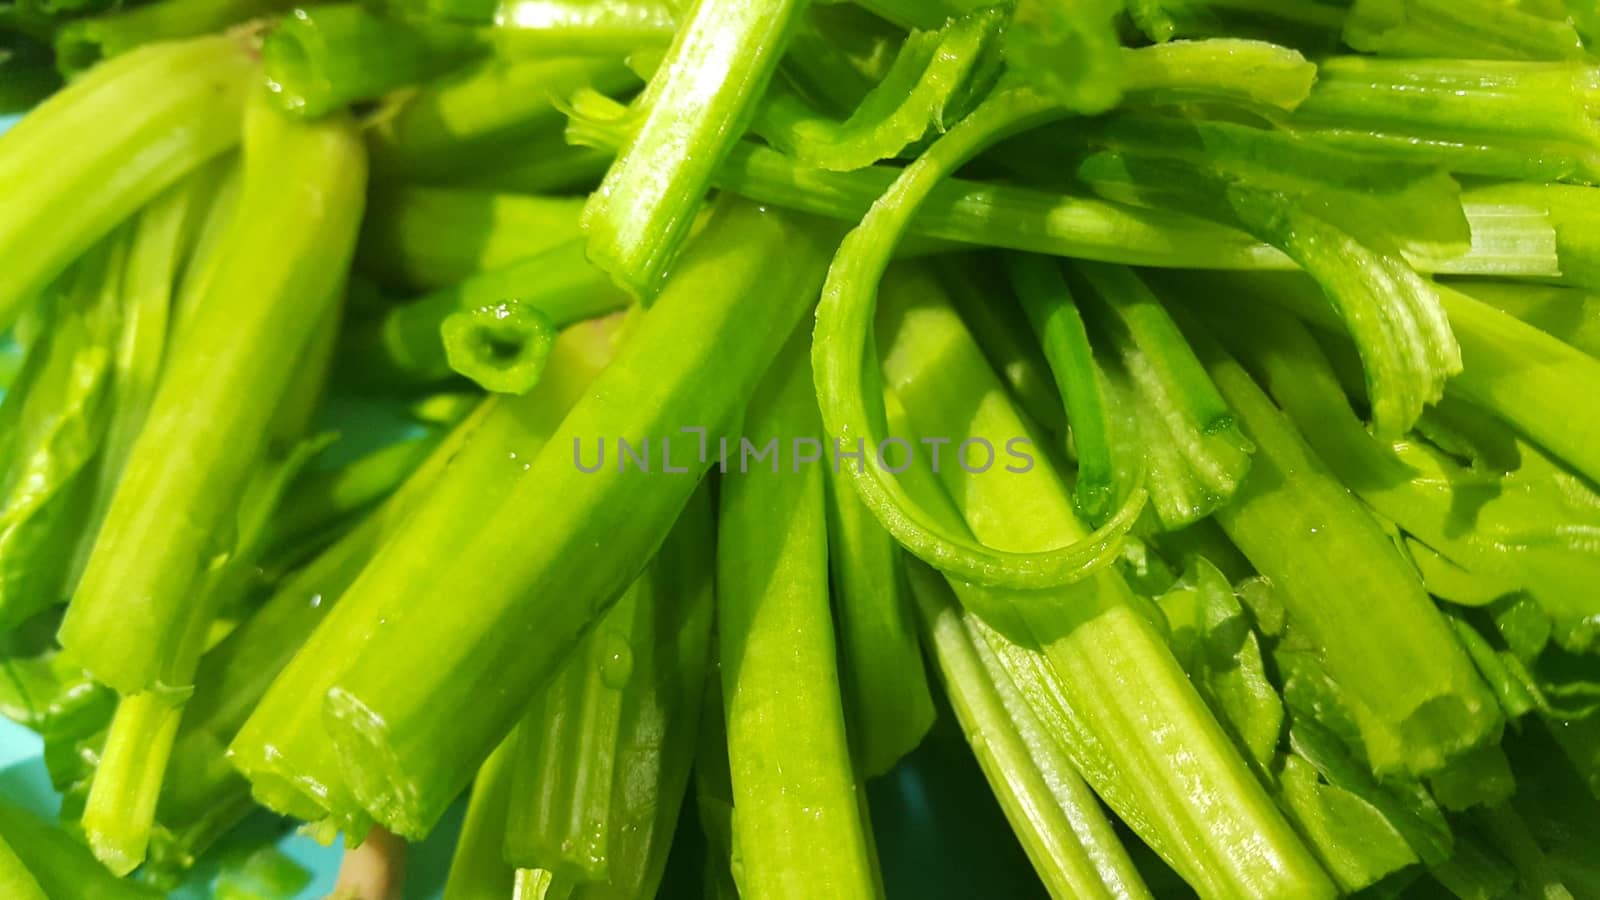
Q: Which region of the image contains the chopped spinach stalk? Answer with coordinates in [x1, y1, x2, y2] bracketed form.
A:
[756, 8, 1003, 172]
[51, 0, 292, 74]
[876, 268, 1333, 899]
[1176, 307, 1502, 778]
[906, 557, 1155, 900]
[442, 734, 517, 900]
[813, 85, 1150, 591]
[0, 799, 161, 900]
[717, 333, 880, 900]
[342, 239, 630, 390]
[261, 4, 487, 119]
[60, 92, 367, 697]
[581, 0, 809, 299]
[231, 320, 624, 835]
[1004, 253, 1118, 523]
[1342, 0, 1588, 60]
[823, 459, 935, 778]
[1289, 57, 1600, 185]
[0, 31, 255, 331]
[440, 300, 558, 395]
[1073, 262, 1252, 530]
[304, 202, 832, 838]
[356, 187, 587, 291]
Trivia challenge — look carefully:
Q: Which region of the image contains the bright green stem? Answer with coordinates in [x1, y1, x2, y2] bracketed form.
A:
[1449, 281, 1600, 358]
[344, 239, 630, 388]
[581, 0, 807, 299]
[0, 833, 47, 900]
[262, 5, 487, 119]
[60, 93, 367, 695]
[318, 204, 830, 837]
[570, 92, 1553, 278]
[824, 462, 935, 778]
[0, 32, 255, 331]
[876, 268, 1332, 900]
[1463, 181, 1600, 291]
[443, 736, 517, 900]
[812, 84, 1148, 591]
[441, 301, 557, 395]
[1076, 262, 1252, 528]
[1187, 314, 1502, 778]
[1005, 254, 1117, 523]
[1290, 57, 1600, 184]
[503, 589, 641, 880]
[1343, 0, 1587, 60]
[906, 559, 1154, 900]
[718, 334, 880, 900]
[81, 691, 184, 874]
[492, 0, 677, 55]
[939, 255, 1068, 435]
[356, 187, 586, 291]
[757, 8, 1002, 172]
[0, 799, 161, 900]
[53, 0, 292, 74]
[367, 55, 636, 183]
[230, 324, 620, 834]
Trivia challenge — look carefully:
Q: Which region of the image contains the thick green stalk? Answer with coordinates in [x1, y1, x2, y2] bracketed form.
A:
[581, 0, 808, 298]
[262, 4, 486, 118]
[342, 239, 630, 388]
[53, 0, 293, 73]
[61, 93, 367, 695]
[570, 92, 1555, 279]
[1448, 282, 1600, 358]
[1005, 253, 1117, 522]
[1074, 262, 1252, 529]
[492, 0, 677, 55]
[1290, 57, 1600, 185]
[1343, 0, 1587, 59]
[230, 322, 622, 834]
[503, 588, 643, 881]
[367, 55, 636, 183]
[718, 334, 880, 900]
[1462, 181, 1600, 291]
[0, 799, 161, 900]
[877, 268, 1332, 899]
[1181, 311, 1501, 778]
[355, 187, 585, 291]
[906, 558, 1154, 900]
[0, 31, 255, 331]
[318, 205, 832, 837]
[824, 461, 935, 778]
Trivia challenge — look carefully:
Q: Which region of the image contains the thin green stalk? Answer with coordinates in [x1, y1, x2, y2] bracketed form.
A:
[0, 799, 161, 900]
[876, 267, 1332, 900]
[355, 186, 586, 291]
[231, 321, 623, 835]
[449, 137, 615, 194]
[811, 84, 1147, 590]
[581, 0, 808, 298]
[1289, 57, 1600, 185]
[53, 0, 292, 73]
[367, 55, 636, 183]
[492, 0, 677, 55]
[906, 557, 1154, 900]
[261, 434, 444, 557]
[443, 735, 518, 900]
[315, 203, 834, 838]
[503, 588, 643, 882]
[938, 254, 1068, 435]
[0, 31, 255, 331]
[569, 91, 1556, 278]
[823, 460, 935, 778]
[1004, 253, 1117, 522]
[1076, 261, 1252, 529]
[1179, 310, 1502, 778]
[341, 239, 631, 388]
[718, 333, 881, 900]
[263, 5, 487, 118]
[1447, 281, 1600, 358]
[62, 93, 368, 695]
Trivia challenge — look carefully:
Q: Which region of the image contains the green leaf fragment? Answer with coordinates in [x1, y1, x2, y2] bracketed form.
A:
[1004, 0, 1126, 114]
